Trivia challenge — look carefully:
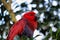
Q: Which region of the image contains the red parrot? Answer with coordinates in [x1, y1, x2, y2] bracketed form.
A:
[6, 11, 38, 40]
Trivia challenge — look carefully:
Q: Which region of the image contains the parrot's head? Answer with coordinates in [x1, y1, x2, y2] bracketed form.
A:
[23, 11, 37, 21]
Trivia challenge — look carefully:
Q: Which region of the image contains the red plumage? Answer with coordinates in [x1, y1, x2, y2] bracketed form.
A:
[6, 11, 38, 40]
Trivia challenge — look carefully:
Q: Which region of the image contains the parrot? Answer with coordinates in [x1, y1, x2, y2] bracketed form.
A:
[6, 11, 38, 40]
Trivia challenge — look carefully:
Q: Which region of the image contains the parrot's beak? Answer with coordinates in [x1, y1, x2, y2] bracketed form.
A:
[33, 10, 40, 20]
[35, 14, 40, 21]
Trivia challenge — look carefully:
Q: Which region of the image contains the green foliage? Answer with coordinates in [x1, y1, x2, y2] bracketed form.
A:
[0, 0, 60, 40]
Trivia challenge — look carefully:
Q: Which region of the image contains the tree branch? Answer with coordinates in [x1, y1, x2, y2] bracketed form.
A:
[1, 0, 16, 23]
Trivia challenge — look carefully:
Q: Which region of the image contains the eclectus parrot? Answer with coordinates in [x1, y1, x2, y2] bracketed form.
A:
[6, 11, 38, 40]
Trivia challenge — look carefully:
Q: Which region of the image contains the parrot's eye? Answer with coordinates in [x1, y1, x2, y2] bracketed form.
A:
[29, 14, 33, 16]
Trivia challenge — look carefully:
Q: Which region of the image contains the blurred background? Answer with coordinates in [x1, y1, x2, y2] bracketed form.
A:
[0, 0, 60, 40]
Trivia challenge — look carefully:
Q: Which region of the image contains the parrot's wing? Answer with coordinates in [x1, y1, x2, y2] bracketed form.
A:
[6, 19, 26, 40]
[22, 25, 33, 38]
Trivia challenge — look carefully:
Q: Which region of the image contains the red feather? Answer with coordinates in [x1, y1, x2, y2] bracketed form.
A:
[6, 11, 37, 40]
